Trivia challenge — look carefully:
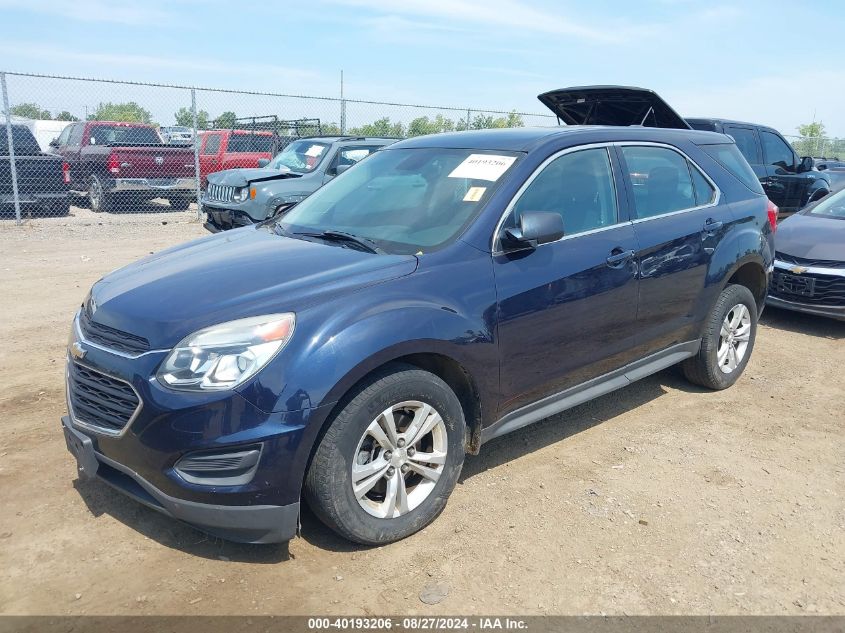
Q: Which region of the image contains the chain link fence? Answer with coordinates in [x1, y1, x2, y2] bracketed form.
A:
[0, 71, 556, 227]
[784, 134, 845, 160]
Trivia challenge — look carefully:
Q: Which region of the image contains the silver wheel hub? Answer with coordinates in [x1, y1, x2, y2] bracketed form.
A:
[717, 303, 751, 374]
[351, 400, 447, 519]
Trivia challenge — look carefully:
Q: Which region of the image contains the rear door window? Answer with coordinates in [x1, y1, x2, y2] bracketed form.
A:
[620, 146, 707, 218]
[723, 126, 760, 164]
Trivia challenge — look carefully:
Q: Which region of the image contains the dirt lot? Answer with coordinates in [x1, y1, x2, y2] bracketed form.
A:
[1, 208, 843, 616]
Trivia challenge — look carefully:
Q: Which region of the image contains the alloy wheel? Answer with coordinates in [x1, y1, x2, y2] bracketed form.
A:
[351, 400, 447, 519]
[717, 303, 751, 373]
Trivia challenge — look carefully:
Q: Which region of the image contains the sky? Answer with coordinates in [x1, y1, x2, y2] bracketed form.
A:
[1, 0, 844, 136]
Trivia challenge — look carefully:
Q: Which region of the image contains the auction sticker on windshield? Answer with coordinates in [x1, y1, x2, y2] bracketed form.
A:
[463, 186, 486, 202]
[449, 154, 516, 181]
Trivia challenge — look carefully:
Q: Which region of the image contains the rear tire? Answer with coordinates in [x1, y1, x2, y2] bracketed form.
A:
[88, 175, 111, 213]
[682, 284, 757, 390]
[304, 364, 466, 545]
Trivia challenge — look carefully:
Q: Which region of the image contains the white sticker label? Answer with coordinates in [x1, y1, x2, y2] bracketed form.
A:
[449, 154, 516, 182]
[463, 186, 486, 202]
[304, 145, 325, 157]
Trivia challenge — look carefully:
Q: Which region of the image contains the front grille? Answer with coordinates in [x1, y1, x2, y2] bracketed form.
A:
[207, 183, 236, 202]
[68, 361, 141, 434]
[79, 307, 150, 355]
[776, 252, 845, 269]
[771, 270, 845, 307]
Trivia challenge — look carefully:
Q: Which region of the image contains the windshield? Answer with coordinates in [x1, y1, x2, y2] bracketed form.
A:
[807, 188, 845, 219]
[277, 147, 520, 254]
[268, 140, 330, 173]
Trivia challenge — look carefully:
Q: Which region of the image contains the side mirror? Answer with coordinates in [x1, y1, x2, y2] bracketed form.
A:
[257, 158, 270, 168]
[504, 211, 564, 249]
[797, 156, 814, 173]
[335, 163, 352, 176]
[49, 138, 59, 148]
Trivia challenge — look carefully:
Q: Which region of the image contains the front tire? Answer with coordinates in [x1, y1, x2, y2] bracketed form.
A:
[683, 284, 758, 390]
[304, 365, 466, 545]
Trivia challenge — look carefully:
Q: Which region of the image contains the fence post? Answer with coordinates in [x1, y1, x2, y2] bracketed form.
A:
[1, 72, 22, 226]
[466, 108, 471, 130]
[190, 88, 202, 221]
[340, 99, 347, 135]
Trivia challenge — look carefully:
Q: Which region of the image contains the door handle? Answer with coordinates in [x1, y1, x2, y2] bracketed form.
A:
[606, 248, 635, 268]
[702, 218, 723, 234]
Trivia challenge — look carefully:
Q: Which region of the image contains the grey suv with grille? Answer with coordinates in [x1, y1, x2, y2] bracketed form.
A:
[202, 136, 397, 232]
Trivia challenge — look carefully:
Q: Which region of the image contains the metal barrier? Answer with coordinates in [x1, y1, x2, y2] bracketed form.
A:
[0, 71, 556, 227]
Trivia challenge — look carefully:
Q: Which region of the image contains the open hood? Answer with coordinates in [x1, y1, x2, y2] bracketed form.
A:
[538, 85, 691, 130]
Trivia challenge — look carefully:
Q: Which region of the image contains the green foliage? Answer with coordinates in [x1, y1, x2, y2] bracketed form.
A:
[88, 101, 152, 123]
[214, 111, 238, 128]
[10, 102, 52, 119]
[55, 111, 79, 122]
[348, 117, 405, 138]
[797, 121, 825, 138]
[320, 122, 343, 135]
[174, 107, 209, 129]
[790, 120, 843, 158]
[407, 114, 455, 137]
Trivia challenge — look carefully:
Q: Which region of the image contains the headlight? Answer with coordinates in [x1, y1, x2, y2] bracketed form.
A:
[157, 313, 295, 391]
[235, 187, 249, 202]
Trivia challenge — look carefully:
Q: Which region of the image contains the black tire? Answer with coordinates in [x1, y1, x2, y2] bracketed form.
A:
[682, 284, 758, 390]
[170, 196, 193, 210]
[50, 199, 70, 217]
[304, 364, 466, 545]
[88, 175, 111, 213]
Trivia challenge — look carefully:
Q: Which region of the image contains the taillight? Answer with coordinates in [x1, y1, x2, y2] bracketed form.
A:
[107, 152, 120, 175]
[766, 199, 778, 233]
[62, 162, 70, 184]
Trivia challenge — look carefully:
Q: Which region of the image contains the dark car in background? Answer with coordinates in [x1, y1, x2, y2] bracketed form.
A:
[51, 121, 196, 212]
[202, 136, 397, 232]
[814, 158, 845, 194]
[768, 187, 845, 320]
[61, 86, 775, 546]
[1, 123, 69, 216]
[687, 118, 830, 216]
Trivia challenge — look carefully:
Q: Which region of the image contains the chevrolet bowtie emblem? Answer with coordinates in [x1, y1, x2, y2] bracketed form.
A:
[70, 341, 86, 360]
[789, 265, 807, 274]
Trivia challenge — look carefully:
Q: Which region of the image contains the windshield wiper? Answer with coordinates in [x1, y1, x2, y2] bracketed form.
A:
[292, 230, 386, 254]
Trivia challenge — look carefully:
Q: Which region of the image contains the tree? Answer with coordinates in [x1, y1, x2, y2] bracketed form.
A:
[407, 114, 455, 137]
[320, 122, 343, 135]
[88, 101, 152, 123]
[214, 111, 237, 128]
[792, 120, 828, 157]
[55, 111, 79, 122]
[174, 106, 209, 129]
[10, 102, 52, 119]
[348, 117, 405, 137]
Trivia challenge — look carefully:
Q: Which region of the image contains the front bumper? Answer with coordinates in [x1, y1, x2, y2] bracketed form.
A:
[109, 177, 195, 194]
[62, 417, 299, 543]
[766, 295, 845, 321]
[202, 204, 259, 233]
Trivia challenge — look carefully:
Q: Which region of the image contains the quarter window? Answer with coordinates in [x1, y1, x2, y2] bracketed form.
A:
[761, 131, 795, 170]
[508, 147, 618, 237]
[621, 146, 710, 219]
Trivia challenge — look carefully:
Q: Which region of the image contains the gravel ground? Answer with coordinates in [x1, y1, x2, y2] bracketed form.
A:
[0, 209, 843, 616]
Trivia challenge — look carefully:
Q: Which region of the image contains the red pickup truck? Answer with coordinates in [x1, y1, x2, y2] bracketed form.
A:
[51, 121, 196, 212]
[198, 130, 276, 184]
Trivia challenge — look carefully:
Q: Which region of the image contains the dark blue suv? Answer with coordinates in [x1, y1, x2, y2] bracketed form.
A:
[62, 87, 776, 545]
